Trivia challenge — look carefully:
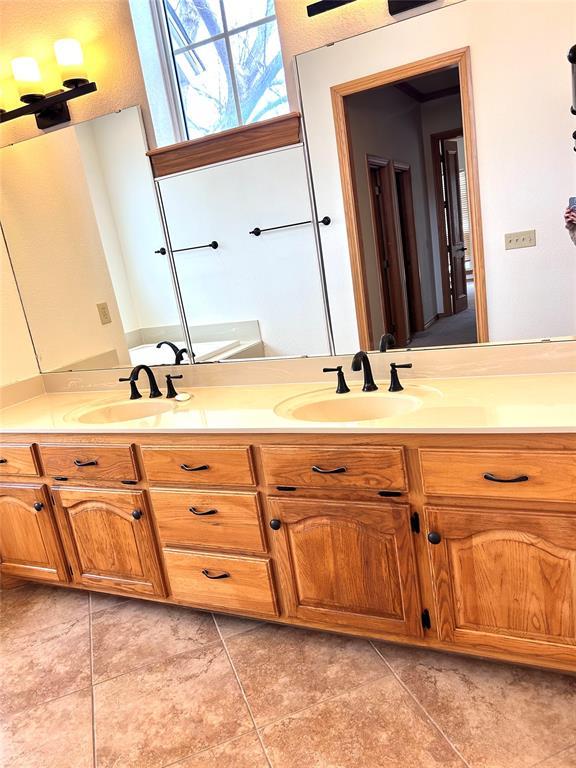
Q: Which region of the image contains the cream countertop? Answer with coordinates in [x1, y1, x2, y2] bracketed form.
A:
[0, 372, 574, 434]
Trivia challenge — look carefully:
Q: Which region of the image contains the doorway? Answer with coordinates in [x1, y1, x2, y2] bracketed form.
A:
[331, 48, 487, 350]
[368, 156, 424, 347]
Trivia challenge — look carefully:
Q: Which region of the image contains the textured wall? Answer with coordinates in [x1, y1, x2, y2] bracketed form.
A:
[276, 0, 461, 106]
[0, 0, 153, 148]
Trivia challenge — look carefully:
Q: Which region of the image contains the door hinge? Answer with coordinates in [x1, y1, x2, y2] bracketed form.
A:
[374, 184, 381, 196]
[382, 258, 390, 270]
[421, 609, 432, 630]
[410, 512, 420, 533]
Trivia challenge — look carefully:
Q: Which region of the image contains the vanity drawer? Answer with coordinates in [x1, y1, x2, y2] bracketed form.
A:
[151, 490, 265, 553]
[142, 446, 255, 487]
[419, 450, 576, 503]
[38, 444, 139, 483]
[164, 548, 278, 617]
[261, 446, 407, 493]
[0, 444, 38, 477]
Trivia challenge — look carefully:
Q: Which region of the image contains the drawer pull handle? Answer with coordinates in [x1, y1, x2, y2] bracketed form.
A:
[270, 519, 282, 530]
[180, 464, 209, 472]
[312, 465, 347, 474]
[0, 458, 7, 464]
[427, 531, 442, 545]
[33, 502, 44, 512]
[201, 568, 230, 579]
[131, 509, 143, 520]
[483, 472, 529, 484]
[190, 507, 218, 516]
[74, 459, 98, 467]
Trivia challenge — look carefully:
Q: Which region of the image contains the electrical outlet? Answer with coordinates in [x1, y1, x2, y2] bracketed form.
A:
[505, 230, 536, 250]
[96, 302, 112, 325]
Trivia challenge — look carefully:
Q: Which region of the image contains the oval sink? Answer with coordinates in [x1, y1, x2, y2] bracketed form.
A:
[75, 400, 177, 425]
[276, 391, 421, 423]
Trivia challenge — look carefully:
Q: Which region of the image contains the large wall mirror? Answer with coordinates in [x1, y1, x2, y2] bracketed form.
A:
[296, 0, 575, 354]
[0, 107, 332, 373]
[1, 0, 574, 376]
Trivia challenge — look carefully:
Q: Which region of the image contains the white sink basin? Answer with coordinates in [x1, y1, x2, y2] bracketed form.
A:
[75, 399, 177, 425]
[275, 389, 422, 423]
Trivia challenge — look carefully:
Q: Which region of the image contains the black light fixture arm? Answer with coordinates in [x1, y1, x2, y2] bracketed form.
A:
[250, 216, 331, 236]
[0, 81, 97, 129]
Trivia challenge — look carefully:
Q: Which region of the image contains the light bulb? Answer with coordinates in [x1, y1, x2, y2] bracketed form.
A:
[54, 39, 88, 88]
[11, 57, 44, 102]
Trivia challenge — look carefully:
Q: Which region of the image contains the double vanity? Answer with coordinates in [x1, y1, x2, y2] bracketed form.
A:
[1, 368, 575, 674]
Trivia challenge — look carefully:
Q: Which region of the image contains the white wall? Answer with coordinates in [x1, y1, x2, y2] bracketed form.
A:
[77, 108, 178, 333]
[0, 127, 130, 372]
[420, 93, 463, 312]
[158, 146, 331, 358]
[297, 0, 576, 350]
[0, 234, 39, 386]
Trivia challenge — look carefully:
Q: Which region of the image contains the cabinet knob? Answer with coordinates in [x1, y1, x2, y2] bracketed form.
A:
[270, 519, 282, 530]
[132, 509, 143, 520]
[33, 501, 44, 512]
[427, 531, 442, 545]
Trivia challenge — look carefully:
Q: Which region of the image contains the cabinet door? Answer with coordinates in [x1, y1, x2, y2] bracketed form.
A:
[53, 488, 164, 597]
[426, 505, 576, 667]
[269, 498, 422, 637]
[0, 484, 68, 583]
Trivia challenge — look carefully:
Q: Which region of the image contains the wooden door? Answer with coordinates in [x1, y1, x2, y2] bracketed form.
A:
[426, 505, 576, 667]
[0, 484, 68, 583]
[269, 498, 422, 638]
[442, 140, 468, 314]
[371, 162, 411, 346]
[53, 488, 164, 597]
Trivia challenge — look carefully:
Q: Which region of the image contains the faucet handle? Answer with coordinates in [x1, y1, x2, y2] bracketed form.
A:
[389, 362, 412, 393]
[118, 377, 142, 400]
[165, 373, 183, 399]
[323, 366, 350, 395]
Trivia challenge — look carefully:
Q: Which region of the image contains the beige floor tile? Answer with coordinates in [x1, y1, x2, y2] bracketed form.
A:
[0, 584, 88, 640]
[89, 591, 128, 613]
[0, 616, 90, 717]
[260, 675, 464, 768]
[536, 745, 576, 768]
[0, 688, 93, 768]
[94, 643, 253, 768]
[91, 599, 220, 682]
[213, 612, 263, 639]
[172, 732, 269, 767]
[377, 643, 576, 768]
[226, 623, 388, 726]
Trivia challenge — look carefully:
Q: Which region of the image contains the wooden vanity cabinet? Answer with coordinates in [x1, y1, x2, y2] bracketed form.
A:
[425, 504, 576, 666]
[2, 431, 575, 674]
[0, 483, 68, 583]
[268, 497, 423, 638]
[52, 487, 164, 597]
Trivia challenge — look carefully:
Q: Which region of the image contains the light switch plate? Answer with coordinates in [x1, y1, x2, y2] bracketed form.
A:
[505, 230, 536, 250]
[96, 302, 112, 325]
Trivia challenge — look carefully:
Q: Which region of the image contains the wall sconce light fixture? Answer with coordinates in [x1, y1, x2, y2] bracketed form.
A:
[0, 39, 97, 129]
[306, 0, 357, 18]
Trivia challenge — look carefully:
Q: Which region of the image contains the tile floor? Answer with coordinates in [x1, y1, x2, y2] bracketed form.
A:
[1, 583, 575, 768]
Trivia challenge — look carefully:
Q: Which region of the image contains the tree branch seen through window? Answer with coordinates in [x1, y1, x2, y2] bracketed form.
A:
[163, 0, 288, 139]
